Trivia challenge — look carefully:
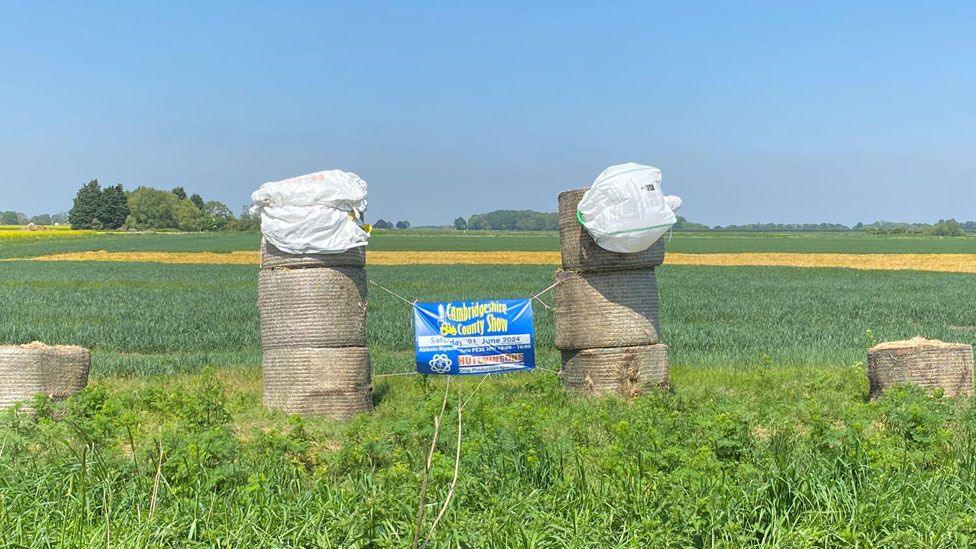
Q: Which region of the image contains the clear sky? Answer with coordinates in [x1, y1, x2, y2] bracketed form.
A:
[1, 1, 973, 226]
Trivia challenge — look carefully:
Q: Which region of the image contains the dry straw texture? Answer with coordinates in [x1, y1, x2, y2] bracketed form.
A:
[0, 342, 90, 411]
[560, 344, 669, 397]
[260, 238, 366, 269]
[553, 268, 660, 350]
[558, 188, 666, 272]
[867, 337, 974, 399]
[15, 250, 976, 273]
[258, 267, 367, 349]
[263, 347, 372, 419]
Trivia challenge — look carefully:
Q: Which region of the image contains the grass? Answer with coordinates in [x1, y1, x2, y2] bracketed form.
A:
[2, 230, 976, 545]
[3, 229, 976, 259]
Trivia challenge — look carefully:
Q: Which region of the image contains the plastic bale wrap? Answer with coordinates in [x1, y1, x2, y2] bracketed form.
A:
[258, 267, 367, 350]
[560, 344, 669, 397]
[0, 343, 91, 411]
[263, 347, 372, 419]
[553, 269, 660, 350]
[558, 188, 665, 272]
[867, 337, 974, 399]
[260, 238, 366, 269]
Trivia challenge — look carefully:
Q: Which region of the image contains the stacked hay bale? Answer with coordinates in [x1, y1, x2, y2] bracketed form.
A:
[258, 239, 372, 419]
[554, 189, 669, 397]
[867, 337, 974, 399]
[0, 342, 90, 411]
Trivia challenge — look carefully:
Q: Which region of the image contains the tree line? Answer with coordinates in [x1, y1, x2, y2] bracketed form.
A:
[66, 180, 259, 231]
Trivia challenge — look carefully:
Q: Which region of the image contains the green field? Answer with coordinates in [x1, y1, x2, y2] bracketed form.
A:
[2, 230, 976, 546]
[4, 229, 976, 259]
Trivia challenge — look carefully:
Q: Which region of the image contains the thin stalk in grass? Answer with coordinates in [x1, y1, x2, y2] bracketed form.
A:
[424, 383, 463, 546]
[148, 440, 164, 521]
[412, 378, 451, 549]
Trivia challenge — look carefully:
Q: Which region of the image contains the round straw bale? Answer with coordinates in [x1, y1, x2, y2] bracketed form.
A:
[0, 342, 91, 411]
[260, 238, 366, 269]
[553, 268, 660, 350]
[258, 267, 367, 349]
[558, 188, 666, 273]
[561, 344, 669, 397]
[263, 347, 372, 419]
[867, 337, 974, 399]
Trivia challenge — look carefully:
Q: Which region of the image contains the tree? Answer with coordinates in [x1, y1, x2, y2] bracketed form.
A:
[373, 219, 393, 229]
[203, 201, 235, 230]
[190, 193, 206, 210]
[931, 219, 964, 237]
[98, 184, 129, 229]
[51, 212, 69, 225]
[171, 187, 187, 200]
[69, 179, 103, 229]
[174, 199, 204, 231]
[395, 220, 411, 229]
[1, 211, 21, 225]
[453, 217, 468, 230]
[127, 187, 180, 229]
[29, 214, 52, 225]
[234, 205, 261, 231]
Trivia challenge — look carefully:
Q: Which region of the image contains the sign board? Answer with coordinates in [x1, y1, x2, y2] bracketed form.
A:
[413, 299, 535, 375]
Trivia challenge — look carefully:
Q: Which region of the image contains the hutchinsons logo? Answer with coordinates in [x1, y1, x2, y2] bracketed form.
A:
[427, 353, 453, 374]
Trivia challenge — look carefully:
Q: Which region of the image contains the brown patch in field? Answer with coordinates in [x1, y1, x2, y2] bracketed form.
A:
[9, 250, 976, 272]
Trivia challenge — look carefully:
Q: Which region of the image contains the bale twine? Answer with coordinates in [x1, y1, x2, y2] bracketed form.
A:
[260, 238, 366, 270]
[263, 347, 372, 419]
[0, 342, 91, 411]
[558, 188, 666, 273]
[553, 268, 660, 350]
[258, 267, 367, 349]
[561, 344, 669, 397]
[867, 337, 974, 399]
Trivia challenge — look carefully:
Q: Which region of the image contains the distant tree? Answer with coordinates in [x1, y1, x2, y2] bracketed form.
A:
[203, 201, 235, 230]
[29, 214, 52, 225]
[234, 205, 261, 231]
[854, 222, 864, 230]
[97, 184, 129, 229]
[373, 219, 393, 229]
[672, 216, 711, 231]
[0, 211, 21, 225]
[51, 212, 69, 225]
[931, 219, 964, 237]
[173, 199, 204, 231]
[15, 212, 28, 224]
[190, 193, 206, 210]
[171, 187, 187, 200]
[69, 179, 103, 229]
[464, 210, 557, 231]
[453, 217, 467, 230]
[964, 221, 976, 233]
[395, 220, 411, 229]
[127, 187, 179, 229]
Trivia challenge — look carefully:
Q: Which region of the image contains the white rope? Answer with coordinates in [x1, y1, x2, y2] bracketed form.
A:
[367, 278, 417, 308]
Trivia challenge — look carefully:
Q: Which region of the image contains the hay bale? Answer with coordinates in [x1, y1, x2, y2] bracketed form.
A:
[258, 267, 367, 349]
[263, 347, 372, 419]
[0, 342, 90, 411]
[867, 337, 974, 399]
[553, 268, 660, 350]
[558, 188, 666, 273]
[561, 344, 669, 397]
[260, 238, 366, 269]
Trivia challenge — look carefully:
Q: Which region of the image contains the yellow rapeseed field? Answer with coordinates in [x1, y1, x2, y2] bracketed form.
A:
[0, 227, 99, 240]
[10, 250, 976, 273]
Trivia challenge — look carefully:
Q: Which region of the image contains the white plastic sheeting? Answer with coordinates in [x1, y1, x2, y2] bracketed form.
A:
[251, 170, 370, 255]
[577, 163, 682, 253]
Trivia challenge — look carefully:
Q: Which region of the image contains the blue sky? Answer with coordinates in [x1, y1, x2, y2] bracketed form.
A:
[1, 1, 973, 226]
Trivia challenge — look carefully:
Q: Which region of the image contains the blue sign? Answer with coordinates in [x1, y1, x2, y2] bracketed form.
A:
[413, 299, 535, 375]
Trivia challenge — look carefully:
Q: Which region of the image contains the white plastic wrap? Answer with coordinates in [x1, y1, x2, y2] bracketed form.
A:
[577, 163, 682, 253]
[251, 170, 370, 255]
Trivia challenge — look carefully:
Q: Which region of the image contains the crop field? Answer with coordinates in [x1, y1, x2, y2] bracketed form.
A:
[1, 229, 976, 545]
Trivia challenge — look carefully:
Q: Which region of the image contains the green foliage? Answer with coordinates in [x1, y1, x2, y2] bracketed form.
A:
[467, 209, 558, 231]
[395, 220, 411, 229]
[173, 198, 204, 231]
[1, 211, 25, 224]
[97, 184, 129, 229]
[931, 219, 965, 237]
[126, 187, 180, 229]
[373, 219, 393, 229]
[171, 186, 187, 200]
[202, 201, 235, 230]
[28, 213, 52, 225]
[68, 179, 103, 229]
[453, 216, 467, 230]
[189, 193, 206, 210]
